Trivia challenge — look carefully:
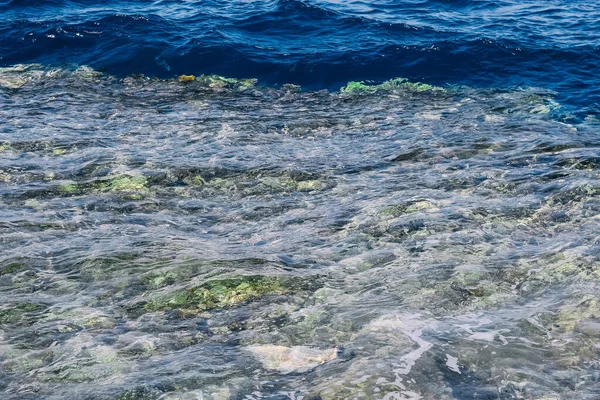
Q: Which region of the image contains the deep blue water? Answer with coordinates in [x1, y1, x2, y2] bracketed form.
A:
[1, 0, 599, 110]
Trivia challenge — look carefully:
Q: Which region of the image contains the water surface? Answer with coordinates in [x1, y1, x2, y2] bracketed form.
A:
[1, 1, 600, 399]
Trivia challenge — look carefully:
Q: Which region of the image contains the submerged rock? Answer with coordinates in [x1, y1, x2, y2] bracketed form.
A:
[0, 303, 46, 324]
[100, 175, 150, 200]
[245, 345, 338, 373]
[178, 75, 196, 83]
[340, 78, 442, 94]
[575, 320, 600, 338]
[144, 276, 288, 314]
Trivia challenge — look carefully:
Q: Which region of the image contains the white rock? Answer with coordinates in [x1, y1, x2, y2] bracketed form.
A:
[245, 345, 337, 373]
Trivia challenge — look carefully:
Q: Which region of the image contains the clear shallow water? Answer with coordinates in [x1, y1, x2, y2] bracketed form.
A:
[1, 67, 600, 399]
[1, 1, 600, 399]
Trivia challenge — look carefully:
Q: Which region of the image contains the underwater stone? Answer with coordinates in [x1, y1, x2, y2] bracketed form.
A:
[340, 78, 441, 94]
[0, 77, 26, 89]
[0, 303, 45, 324]
[556, 297, 600, 331]
[296, 180, 324, 191]
[283, 83, 301, 92]
[341, 81, 374, 94]
[194, 74, 238, 88]
[178, 75, 196, 83]
[74, 65, 103, 79]
[100, 175, 149, 199]
[190, 175, 206, 186]
[2, 350, 53, 372]
[245, 345, 338, 373]
[379, 200, 436, 218]
[82, 315, 116, 329]
[575, 320, 600, 338]
[144, 276, 287, 313]
[107, 175, 147, 192]
[237, 78, 257, 90]
[57, 183, 78, 194]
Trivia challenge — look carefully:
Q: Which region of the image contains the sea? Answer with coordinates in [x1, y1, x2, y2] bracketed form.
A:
[1, 1, 599, 399]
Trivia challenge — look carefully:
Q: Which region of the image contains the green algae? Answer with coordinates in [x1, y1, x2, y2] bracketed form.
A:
[178, 75, 195, 83]
[144, 276, 288, 313]
[189, 175, 206, 186]
[2, 350, 54, 372]
[106, 175, 147, 192]
[52, 175, 150, 199]
[341, 81, 374, 93]
[114, 388, 162, 400]
[82, 315, 116, 329]
[97, 175, 149, 200]
[142, 271, 179, 289]
[237, 78, 258, 91]
[207, 177, 237, 192]
[340, 78, 442, 94]
[555, 297, 600, 331]
[57, 183, 78, 194]
[379, 200, 436, 218]
[0, 303, 45, 324]
[0, 262, 27, 276]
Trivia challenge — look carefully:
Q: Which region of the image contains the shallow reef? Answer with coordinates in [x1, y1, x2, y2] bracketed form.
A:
[0, 64, 599, 399]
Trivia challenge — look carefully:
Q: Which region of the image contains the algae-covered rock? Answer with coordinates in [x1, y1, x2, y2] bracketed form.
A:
[379, 200, 437, 218]
[178, 75, 195, 83]
[2, 350, 54, 372]
[74, 65, 103, 79]
[237, 78, 257, 91]
[245, 345, 338, 373]
[142, 271, 180, 289]
[0, 303, 46, 324]
[196, 74, 238, 88]
[103, 175, 149, 199]
[107, 175, 147, 192]
[187, 74, 257, 90]
[57, 183, 78, 195]
[283, 83, 301, 92]
[0, 77, 26, 89]
[296, 179, 325, 192]
[0, 261, 27, 276]
[201, 173, 326, 197]
[144, 276, 288, 313]
[341, 78, 442, 94]
[82, 315, 116, 329]
[555, 297, 600, 331]
[52, 175, 151, 199]
[188, 175, 206, 186]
